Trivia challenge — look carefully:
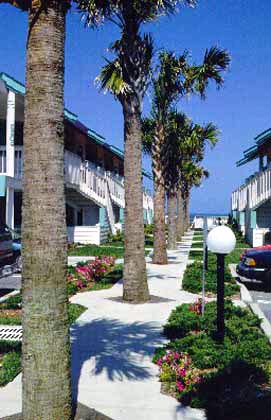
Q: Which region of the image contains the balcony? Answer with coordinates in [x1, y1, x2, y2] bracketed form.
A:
[0, 147, 153, 213]
[232, 168, 271, 211]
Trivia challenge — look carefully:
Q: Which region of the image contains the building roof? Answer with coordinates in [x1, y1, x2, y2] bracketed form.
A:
[236, 128, 271, 167]
[0, 72, 152, 179]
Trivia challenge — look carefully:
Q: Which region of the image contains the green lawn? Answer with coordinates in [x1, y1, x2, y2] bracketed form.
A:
[68, 244, 125, 258]
[68, 238, 153, 257]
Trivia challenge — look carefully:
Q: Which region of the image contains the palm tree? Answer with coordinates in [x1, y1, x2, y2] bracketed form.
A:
[181, 161, 210, 231]
[1, 1, 72, 419]
[145, 51, 188, 264]
[164, 111, 219, 249]
[142, 47, 229, 257]
[177, 122, 218, 235]
[79, 0, 196, 302]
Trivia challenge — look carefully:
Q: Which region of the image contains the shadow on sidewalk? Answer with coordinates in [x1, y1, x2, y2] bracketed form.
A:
[70, 318, 165, 409]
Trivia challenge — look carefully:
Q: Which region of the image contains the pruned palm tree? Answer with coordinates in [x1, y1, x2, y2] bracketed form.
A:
[80, 0, 197, 302]
[1, 1, 73, 419]
[143, 46, 229, 258]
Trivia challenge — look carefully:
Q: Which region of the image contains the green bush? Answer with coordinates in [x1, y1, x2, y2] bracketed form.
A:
[107, 230, 123, 243]
[182, 261, 240, 297]
[0, 340, 21, 353]
[144, 224, 154, 235]
[0, 351, 21, 387]
[164, 300, 243, 340]
[0, 294, 21, 310]
[155, 298, 271, 418]
[181, 360, 271, 418]
[68, 304, 87, 325]
[156, 301, 270, 370]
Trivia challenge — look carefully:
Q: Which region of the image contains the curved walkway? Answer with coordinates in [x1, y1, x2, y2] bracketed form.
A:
[0, 231, 206, 420]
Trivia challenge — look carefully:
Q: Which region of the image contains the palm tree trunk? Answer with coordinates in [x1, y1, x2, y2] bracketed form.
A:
[184, 195, 191, 231]
[176, 191, 185, 240]
[152, 123, 168, 264]
[123, 99, 149, 303]
[167, 193, 177, 250]
[22, 3, 72, 420]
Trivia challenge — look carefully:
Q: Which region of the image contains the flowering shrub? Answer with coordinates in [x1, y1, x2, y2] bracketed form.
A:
[188, 299, 202, 315]
[156, 350, 201, 396]
[67, 256, 116, 295]
[75, 256, 115, 283]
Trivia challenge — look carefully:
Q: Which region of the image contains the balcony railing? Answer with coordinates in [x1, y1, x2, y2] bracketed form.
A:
[0, 145, 23, 178]
[232, 168, 271, 211]
[0, 146, 153, 212]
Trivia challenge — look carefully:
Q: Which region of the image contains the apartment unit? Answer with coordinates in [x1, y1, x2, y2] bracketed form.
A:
[231, 128, 271, 247]
[0, 72, 153, 244]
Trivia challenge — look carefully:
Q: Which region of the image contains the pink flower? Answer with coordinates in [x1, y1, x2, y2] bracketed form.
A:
[76, 280, 84, 289]
[178, 368, 187, 377]
[176, 381, 185, 392]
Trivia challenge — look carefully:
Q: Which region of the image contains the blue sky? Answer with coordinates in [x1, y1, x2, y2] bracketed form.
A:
[0, 0, 270, 214]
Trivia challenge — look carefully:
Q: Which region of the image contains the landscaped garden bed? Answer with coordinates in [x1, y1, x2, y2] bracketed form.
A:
[0, 340, 21, 387]
[183, 257, 240, 297]
[0, 299, 87, 387]
[67, 257, 123, 295]
[153, 299, 271, 419]
[0, 294, 87, 326]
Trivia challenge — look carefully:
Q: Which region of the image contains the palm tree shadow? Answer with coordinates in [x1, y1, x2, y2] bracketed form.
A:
[70, 318, 164, 408]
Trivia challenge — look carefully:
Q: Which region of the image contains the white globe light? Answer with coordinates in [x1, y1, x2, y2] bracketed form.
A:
[207, 226, 236, 255]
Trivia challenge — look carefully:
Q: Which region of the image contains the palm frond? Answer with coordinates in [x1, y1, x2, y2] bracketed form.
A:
[77, 0, 197, 28]
[185, 46, 230, 99]
[142, 117, 155, 155]
[96, 58, 130, 97]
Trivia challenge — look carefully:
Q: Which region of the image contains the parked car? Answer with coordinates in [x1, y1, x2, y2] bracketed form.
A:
[0, 224, 22, 277]
[8, 226, 22, 272]
[0, 224, 15, 277]
[237, 245, 271, 288]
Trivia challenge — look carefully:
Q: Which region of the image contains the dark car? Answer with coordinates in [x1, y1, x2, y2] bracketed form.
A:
[237, 246, 271, 288]
[0, 224, 15, 277]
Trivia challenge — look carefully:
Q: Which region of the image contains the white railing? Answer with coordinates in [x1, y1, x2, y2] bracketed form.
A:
[232, 168, 271, 211]
[105, 181, 117, 234]
[0, 146, 153, 217]
[0, 146, 6, 174]
[15, 147, 23, 178]
[0, 145, 23, 177]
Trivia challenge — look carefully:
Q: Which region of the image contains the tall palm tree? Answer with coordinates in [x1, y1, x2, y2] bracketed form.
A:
[143, 46, 230, 258]
[163, 111, 218, 249]
[146, 51, 188, 264]
[1, 1, 72, 419]
[177, 122, 218, 234]
[79, 0, 196, 302]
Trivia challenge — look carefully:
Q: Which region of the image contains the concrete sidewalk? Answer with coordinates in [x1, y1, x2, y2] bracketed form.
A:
[0, 231, 205, 420]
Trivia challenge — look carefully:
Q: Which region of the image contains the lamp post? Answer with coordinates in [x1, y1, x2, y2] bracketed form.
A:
[207, 226, 236, 341]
